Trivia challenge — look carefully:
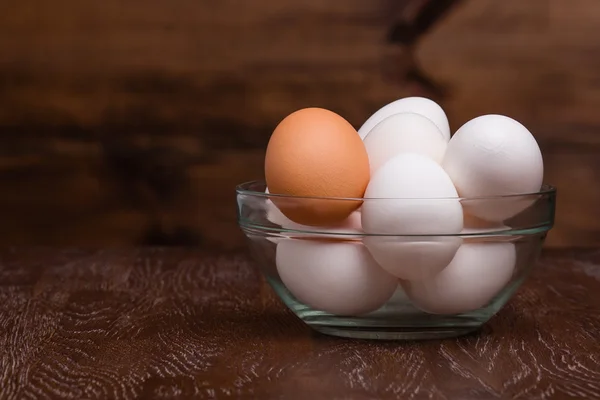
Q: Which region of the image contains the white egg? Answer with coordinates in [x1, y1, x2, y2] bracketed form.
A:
[358, 97, 450, 141]
[401, 242, 516, 315]
[361, 154, 463, 280]
[276, 240, 397, 316]
[442, 114, 544, 221]
[264, 188, 363, 243]
[363, 113, 447, 174]
[264, 188, 288, 227]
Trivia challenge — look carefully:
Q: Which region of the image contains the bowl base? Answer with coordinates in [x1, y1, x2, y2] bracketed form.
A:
[268, 278, 495, 341]
[311, 325, 479, 341]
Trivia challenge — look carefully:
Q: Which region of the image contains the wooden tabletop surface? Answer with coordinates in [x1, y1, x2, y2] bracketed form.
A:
[0, 248, 599, 399]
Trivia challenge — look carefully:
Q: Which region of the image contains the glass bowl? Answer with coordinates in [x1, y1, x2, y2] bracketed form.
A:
[236, 181, 556, 340]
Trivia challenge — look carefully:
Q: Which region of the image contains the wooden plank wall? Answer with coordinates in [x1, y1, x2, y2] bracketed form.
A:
[0, 0, 597, 249]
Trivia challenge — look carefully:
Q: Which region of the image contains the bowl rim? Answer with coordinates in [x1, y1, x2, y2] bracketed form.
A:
[236, 180, 556, 201]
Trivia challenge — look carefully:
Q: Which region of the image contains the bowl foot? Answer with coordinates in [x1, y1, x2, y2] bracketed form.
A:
[311, 325, 480, 341]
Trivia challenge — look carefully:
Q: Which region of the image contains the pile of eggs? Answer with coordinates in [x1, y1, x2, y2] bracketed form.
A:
[263, 97, 544, 317]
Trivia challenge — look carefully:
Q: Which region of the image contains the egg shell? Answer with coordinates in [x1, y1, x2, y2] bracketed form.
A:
[401, 242, 516, 315]
[361, 153, 463, 280]
[363, 236, 463, 281]
[363, 112, 447, 175]
[442, 114, 544, 221]
[266, 203, 363, 244]
[264, 187, 291, 228]
[265, 108, 369, 226]
[276, 240, 397, 316]
[265, 188, 363, 244]
[358, 97, 450, 141]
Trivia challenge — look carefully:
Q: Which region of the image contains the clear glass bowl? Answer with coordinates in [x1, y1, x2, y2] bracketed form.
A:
[236, 181, 556, 340]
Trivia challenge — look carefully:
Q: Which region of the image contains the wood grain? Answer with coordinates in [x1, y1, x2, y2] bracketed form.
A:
[0, 248, 598, 399]
[0, 0, 599, 248]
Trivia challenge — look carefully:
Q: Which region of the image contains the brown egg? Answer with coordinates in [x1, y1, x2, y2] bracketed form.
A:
[265, 107, 370, 226]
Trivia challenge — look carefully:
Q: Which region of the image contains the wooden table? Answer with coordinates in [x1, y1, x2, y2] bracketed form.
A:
[0, 248, 598, 399]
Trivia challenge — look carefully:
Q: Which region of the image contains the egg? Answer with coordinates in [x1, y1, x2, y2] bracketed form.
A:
[276, 240, 397, 316]
[265, 108, 369, 226]
[363, 112, 447, 174]
[358, 97, 450, 141]
[401, 242, 516, 315]
[265, 190, 363, 243]
[442, 114, 544, 221]
[361, 154, 463, 280]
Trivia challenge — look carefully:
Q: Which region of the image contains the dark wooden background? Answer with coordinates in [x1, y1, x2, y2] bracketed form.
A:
[0, 0, 598, 249]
